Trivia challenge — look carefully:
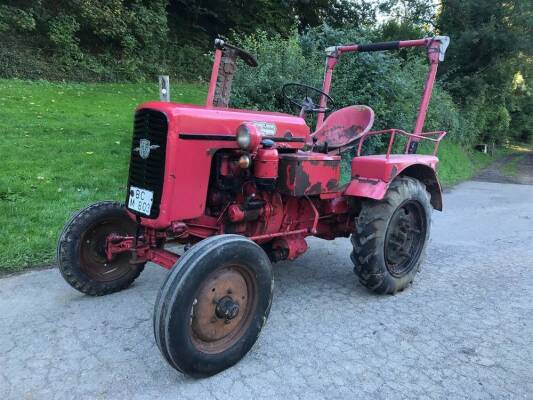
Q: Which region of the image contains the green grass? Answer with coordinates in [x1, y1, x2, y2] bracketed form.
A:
[0, 79, 518, 271]
[0, 79, 206, 272]
[433, 141, 508, 186]
[340, 140, 507, 187]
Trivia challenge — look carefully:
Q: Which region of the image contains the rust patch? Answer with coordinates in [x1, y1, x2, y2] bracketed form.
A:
[353, 176, 380, 185]
[307, 182, 323, 195]
[277, 153, 341, 196]
[294, 167, 312, 195]
[314, 124, 364, 148]
[390, 165, 398, 180]
[326, 178, 338, 190]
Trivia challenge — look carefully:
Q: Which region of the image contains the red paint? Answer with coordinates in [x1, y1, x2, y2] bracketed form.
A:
[272, 236, 308, 260]
[312, 105, 374, 150]
[108, 36, 450, 269]
[277, 152, 341, 196]
[130, 102, 309, 230]
[254, 147, 279, 180]
[106, 232, 178, 269]
[356, 129, 447, 158]
[317, 56, 338, 127]
[206, 48, 222, 107]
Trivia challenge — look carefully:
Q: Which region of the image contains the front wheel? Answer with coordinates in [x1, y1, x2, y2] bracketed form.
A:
[351, 176, 432, 294]
[153, 235, 273, 377]
[57, 201, 145, 296]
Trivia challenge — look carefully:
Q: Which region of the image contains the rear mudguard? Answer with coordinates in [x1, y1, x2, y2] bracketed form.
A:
[344, 155, 443, 211]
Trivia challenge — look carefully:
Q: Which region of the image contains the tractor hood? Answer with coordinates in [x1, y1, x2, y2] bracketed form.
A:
[137, 101, 310, 149]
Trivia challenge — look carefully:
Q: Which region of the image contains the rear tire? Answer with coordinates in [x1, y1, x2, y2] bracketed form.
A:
[351, 176, 431, 294]
[57, 201, 145, 296]
[153, 235, 273, 377]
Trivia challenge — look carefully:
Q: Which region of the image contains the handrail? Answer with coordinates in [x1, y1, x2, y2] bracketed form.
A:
[356, 129, 447, 158]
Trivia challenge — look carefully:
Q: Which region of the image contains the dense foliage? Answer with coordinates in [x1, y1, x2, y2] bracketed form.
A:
[436, 0, 532, 144]
[0, 0, 531, 144]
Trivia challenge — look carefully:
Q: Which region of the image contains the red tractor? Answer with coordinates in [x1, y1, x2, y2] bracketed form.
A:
[58, 36, 450, 377]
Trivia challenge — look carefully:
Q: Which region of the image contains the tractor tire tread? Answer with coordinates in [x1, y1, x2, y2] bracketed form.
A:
[350, 176, 431, 295]
[57, 201, 144, 296]
[153, 235, 274, 377]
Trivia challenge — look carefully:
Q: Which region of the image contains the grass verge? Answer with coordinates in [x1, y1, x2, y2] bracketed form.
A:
[434, 141, 510, 186]
[0, 79, 205, 272]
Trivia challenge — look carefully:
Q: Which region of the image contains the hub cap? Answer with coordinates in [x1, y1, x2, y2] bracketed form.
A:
[384, 200, 427, 277]
[190, 265, 257, 353]
[80, 218, 133, 282]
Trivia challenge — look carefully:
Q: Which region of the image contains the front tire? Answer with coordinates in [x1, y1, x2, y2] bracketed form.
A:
[351, 176, 432, 294]
[153, 235, 273, 377]
[57, 201, 145, 296]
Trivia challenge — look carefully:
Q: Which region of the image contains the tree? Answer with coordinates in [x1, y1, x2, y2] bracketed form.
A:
[437, 0, 533, 143]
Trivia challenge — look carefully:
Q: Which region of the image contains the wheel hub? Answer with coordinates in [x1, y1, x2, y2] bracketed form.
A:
[80, 218, 133, 282]
[215, 296, 240, 322]
[191, 267, 252, 346]
[384, 200, 426, 277]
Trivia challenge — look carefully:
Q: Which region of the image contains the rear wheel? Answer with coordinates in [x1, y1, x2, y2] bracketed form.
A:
[351, 176, 431, 294]
[57, 201, 145, 296]
[153, 235, 273, 377]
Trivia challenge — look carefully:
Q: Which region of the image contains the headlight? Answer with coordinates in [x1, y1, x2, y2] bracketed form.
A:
[236, 125, 251, 149]
[238, 154, 251, 168]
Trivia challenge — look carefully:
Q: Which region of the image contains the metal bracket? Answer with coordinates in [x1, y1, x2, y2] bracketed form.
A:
[325, 46, 338, 56]
[214, 38, 225, 49]
[432, 36, 450, 61]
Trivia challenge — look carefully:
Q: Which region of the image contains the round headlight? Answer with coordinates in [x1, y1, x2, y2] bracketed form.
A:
[238, 154, 251, 169]
[236, 125, 251, 149]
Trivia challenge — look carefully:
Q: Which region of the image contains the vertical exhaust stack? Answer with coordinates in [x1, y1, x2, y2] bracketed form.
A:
[159, 75, 170, 102]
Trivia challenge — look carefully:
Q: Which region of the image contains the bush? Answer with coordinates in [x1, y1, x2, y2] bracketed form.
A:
[231, 30, 322, 113]
[231, 25, 466, 148]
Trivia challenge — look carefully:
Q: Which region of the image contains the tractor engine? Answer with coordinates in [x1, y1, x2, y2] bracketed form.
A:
[204, 143, 350, 261]
[206, 148, 288, 256]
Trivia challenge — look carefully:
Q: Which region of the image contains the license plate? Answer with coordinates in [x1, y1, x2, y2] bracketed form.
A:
[128, 186, 153, 215]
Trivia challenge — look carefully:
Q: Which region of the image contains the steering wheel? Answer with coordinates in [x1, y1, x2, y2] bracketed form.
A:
[282, 83, 336, 113]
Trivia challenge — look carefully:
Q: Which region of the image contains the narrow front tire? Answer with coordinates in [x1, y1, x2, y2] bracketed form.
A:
[57, 201, 145, 296]
[153, 235, 273, 377]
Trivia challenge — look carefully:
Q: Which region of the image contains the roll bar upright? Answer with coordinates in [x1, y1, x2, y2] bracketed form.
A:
[317, 36, 450, 153]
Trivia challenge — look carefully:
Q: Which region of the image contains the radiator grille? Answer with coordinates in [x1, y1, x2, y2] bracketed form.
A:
[126, 109, 168, 218]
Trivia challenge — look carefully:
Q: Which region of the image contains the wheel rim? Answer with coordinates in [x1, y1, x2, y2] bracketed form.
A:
[190, 264, 258, 354]
[79, 218, 134, 282]
[384, 200, 427, 277]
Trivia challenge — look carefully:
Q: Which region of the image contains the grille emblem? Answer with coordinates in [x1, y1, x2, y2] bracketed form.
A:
[134, 139, 160, 159]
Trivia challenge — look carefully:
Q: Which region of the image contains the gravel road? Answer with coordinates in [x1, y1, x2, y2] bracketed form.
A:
[1, 174, 532, 399]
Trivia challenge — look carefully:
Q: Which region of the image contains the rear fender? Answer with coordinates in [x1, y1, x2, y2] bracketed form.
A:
[344, 161, 443, 211]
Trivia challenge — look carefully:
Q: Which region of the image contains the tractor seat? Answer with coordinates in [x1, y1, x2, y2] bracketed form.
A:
[311, 105, 374, 150]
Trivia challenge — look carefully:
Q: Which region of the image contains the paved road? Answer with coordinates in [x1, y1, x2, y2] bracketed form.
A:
[1, 179, 533, 400]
